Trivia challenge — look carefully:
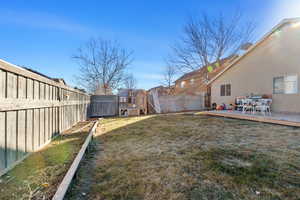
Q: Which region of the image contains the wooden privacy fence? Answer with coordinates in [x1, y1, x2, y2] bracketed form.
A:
[158, 95, 204, 113]
[90, 95, 119, 117]
[0, 59, 90, 176]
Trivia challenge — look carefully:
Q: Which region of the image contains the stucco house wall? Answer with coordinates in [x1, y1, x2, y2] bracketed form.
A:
[211, 20, 300, 113]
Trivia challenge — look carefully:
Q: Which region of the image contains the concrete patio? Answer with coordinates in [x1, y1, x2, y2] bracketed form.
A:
[201, 110, 300, 127]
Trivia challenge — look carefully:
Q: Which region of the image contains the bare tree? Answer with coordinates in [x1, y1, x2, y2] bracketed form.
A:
[123, 73, 137, 89]
[162, 62, 176, 92]
[73, 38, 133, 94]
[169, 11, 256, 76]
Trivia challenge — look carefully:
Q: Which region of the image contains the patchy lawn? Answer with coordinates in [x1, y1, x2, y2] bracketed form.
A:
[0, 121, 93, 200]
[69, 114, 300, 200]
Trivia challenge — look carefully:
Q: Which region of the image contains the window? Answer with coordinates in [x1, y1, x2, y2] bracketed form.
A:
[180, 81, 185, 88]
[285, 75, 298, 94]
[190, 78, 195, 85]
[131, 97, 136, 104]
[220, 84, 231, 96]
[226, 84, 231, 96]
[273, 75, 298, 94]
[120, 97, 127, 102]
[220, 85, 225, 96]
[273, 77, 284, 94]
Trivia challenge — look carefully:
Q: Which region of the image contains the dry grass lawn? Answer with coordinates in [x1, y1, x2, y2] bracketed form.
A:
[69, 114, 300, 200]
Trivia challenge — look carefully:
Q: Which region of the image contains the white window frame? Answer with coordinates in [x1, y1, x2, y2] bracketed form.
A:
[285, 75, 298, 94]
[120, 97, 127, 102]
[273, 76, 284, 94]
[190, 78, 195, 85]
[220, 84, 231, 96]
[180, 81, 185, 88]
[273, 75, 298, 94]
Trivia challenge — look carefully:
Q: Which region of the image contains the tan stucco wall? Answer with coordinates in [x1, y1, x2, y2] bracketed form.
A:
[211, 24, 300, 113]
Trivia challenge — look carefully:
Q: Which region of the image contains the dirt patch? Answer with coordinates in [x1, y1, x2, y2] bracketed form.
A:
[70, 115, 300, 200]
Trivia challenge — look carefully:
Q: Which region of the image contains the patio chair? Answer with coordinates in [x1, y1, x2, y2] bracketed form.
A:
[242, 103, 253, 114]
[255, 101, 271, 116]
[261, 104, 271, 116]
[242, 99, 254, 114]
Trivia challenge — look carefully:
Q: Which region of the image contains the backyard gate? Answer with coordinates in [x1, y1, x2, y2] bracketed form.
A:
[90, 95, 119, 117]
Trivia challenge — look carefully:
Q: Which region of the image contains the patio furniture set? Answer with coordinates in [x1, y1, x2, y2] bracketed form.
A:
[236, 96, 272, 116]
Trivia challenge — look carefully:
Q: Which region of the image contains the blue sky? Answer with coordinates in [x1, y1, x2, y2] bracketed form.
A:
[0, 0, 299, 90]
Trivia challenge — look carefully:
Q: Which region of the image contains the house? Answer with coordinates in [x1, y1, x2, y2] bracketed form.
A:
[118, 89, 147, 116]
[174, 55, 238, 108]
[209, 18, 300, 113]
[52, 78, 67, 86]
[174, 55, 238, 96]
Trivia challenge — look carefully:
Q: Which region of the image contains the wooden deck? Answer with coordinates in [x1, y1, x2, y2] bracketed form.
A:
[200, 111, 300, 128]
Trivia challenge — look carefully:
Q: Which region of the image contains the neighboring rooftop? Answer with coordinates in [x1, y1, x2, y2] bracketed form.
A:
[175, 55, 238, 82]
[52, 78, 67, 85]
[22, 66, 67, 86]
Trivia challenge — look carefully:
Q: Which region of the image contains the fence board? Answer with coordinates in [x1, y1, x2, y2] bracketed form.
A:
[54, 107, 58, 135]
[0, 112, 5, 170]
[0, 70, 6, 98]
[33, 109, 40, 150]
[45, 108, 49, 142]
[7, 72, 17, 99]
[34, 80, 39, 100]
[40, 109, 45, 145]
[26, 109, 33, 153]
[45, 84, 49, 100]
[40, 82, 45, 100]
[18, 76, 27, 99]
[17, 110, 26, 159]
[27, 79, 33, 99]
[50, 107, 53, 138]
[6, 111, 17, 167]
